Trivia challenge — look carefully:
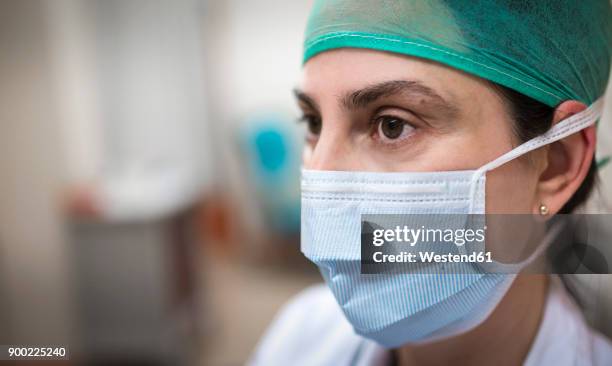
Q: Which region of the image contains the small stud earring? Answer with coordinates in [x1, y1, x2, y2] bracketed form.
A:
[539, 204, 549, 216]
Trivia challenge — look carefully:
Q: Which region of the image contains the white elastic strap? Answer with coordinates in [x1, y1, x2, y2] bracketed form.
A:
[468, 97, 604, 213]
[476, 219, 564, 274]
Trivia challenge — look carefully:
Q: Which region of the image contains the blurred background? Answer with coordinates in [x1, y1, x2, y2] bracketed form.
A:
[0, 1, 612, 365]
[0, 0, 317, 364]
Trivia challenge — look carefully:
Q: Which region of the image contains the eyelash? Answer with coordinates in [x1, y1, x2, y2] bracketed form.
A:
[370, 114, 417, 147]
[298, 113, 321, 141]
[297, 111, 419, 147]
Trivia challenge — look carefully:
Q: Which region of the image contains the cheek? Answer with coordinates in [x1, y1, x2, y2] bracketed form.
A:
[302, 144, 313, 166]
[485, 160, 539, 214]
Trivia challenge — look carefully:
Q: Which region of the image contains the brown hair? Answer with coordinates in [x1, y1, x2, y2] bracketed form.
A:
[493, 85, 598, 213]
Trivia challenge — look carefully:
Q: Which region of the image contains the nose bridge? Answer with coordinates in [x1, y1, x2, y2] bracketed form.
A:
[306, 126, 352, 171]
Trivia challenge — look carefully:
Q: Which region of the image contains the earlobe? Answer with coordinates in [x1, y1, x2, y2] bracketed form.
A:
[535, 100, 596, 216]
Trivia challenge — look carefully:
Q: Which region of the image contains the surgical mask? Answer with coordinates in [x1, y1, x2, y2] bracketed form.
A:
[300, 98, 603, 348]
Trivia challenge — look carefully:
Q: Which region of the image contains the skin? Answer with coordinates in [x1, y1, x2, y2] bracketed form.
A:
[296, 49, 596, 366]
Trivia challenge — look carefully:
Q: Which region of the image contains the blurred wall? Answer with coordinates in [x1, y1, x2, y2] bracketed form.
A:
[0, 0, 74, 344]
[204, 0, 312, 119]
[46, 0, 103, 184]
[202, 0, 312, 249]
[50, 0, 213, 221]
[0, 0, 216, 347]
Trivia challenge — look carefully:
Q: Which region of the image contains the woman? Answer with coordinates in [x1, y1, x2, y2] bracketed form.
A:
[251, 1, 612, 365]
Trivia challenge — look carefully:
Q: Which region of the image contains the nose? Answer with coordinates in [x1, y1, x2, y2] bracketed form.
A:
[304, 128, 354, 171]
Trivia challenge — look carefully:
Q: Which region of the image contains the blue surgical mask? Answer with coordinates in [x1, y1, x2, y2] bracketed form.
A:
[300, 99, 603, 348]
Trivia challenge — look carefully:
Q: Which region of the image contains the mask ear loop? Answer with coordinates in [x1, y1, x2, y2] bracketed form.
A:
[461, 98, 604, 273]
[467, 97, 604, 214]
[477, 218, 565, 273]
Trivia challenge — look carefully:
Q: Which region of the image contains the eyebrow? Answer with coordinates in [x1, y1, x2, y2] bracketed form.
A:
[293, 89, 319, 111]
[293, 79, 460, 120]
[342, 80, 459, 118]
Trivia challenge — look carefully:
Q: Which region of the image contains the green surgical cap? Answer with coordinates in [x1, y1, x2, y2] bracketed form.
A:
[303, 0, 612, 107]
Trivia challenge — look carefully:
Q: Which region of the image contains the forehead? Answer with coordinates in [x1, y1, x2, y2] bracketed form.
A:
[301, 48, 498, 108]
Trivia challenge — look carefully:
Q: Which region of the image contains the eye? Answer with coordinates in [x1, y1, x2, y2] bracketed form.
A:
[375, 116, 415, 142]
[299, 114, 322, 137]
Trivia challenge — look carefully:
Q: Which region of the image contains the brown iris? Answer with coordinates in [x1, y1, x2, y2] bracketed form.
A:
[378, 116, 405, 139]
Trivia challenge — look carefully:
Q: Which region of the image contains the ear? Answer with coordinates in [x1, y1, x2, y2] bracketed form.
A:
[534, 100, 596, 216]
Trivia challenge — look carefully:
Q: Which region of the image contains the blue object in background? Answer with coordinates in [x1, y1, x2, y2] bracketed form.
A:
[240, 115, 301, 236]
[255, 129, 288, 175]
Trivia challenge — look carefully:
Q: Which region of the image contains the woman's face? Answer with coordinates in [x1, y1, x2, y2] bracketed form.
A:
[296, 49, 547, 214]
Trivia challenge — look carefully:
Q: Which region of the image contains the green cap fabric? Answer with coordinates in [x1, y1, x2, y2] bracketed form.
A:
[303, 0, 612, 108]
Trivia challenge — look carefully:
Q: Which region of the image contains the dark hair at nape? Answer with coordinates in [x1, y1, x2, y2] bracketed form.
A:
[491, 84, 598, 214]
